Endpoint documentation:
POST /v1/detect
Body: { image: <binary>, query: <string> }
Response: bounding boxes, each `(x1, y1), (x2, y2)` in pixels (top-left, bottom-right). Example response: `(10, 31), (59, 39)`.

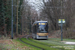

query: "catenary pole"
(16, 0), (19, 35)
(11, 0), (13, 39)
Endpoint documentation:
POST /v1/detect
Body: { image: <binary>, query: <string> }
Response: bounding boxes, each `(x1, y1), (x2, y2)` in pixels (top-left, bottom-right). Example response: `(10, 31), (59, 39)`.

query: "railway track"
(27, 35), (51, 46)
(19, 35), (44, 50)
(26, 35), (64, 50)
(19, 35), (63, 50)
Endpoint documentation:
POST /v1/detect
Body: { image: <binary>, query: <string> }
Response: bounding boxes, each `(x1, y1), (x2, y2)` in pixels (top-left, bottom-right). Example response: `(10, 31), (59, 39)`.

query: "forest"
(0, 0), (75, 39)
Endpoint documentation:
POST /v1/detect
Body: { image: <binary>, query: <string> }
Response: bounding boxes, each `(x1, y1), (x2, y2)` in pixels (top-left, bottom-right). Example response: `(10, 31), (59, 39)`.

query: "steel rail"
(26, 35), (52, 47)
(19, 35), (44, 50)
(27, 35), (64, 50)
(19, 35), (64, 50)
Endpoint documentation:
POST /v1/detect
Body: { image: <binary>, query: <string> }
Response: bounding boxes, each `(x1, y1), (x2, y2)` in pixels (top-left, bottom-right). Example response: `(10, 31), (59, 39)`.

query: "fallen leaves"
(0, 39), (31, 50)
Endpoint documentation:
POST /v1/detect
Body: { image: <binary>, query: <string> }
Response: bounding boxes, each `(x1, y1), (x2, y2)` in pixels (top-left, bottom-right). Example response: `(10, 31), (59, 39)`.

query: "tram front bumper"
(36, 35), (48, 39)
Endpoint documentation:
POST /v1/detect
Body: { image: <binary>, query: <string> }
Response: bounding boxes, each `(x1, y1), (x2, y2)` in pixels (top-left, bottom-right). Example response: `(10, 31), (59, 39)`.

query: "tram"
(32, 21), (48, 39)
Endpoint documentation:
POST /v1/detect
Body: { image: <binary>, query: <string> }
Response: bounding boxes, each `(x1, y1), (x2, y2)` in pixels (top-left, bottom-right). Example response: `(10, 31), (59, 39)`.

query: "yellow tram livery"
(32, 21), (48, 39)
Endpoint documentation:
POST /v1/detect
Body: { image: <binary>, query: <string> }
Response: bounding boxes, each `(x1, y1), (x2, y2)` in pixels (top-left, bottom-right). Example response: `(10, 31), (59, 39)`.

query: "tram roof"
(36, 21), (47, 22)
(33, 21), (47, 24)
(35, 21), (47, 23)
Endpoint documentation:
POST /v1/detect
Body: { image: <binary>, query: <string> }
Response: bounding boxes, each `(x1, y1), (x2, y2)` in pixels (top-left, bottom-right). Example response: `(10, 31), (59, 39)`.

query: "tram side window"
(35, 25), (37, 33)
(34, 26), (36, 33)
(45, 25), (48, 32)
(33, 26), (34, 33)
(33, 25), (36, 33)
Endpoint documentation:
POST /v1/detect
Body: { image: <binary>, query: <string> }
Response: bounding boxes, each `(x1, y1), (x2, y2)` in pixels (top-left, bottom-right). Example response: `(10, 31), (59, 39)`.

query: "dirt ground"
(0, 34), (31, 50)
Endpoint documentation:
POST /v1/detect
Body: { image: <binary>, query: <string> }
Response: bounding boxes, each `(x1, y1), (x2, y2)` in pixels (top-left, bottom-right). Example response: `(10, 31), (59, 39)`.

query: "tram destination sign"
(39, 23), (47, 25)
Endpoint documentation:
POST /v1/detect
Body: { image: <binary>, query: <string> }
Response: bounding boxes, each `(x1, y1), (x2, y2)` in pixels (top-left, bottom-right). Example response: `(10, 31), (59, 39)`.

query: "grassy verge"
(49, 38), (75, 42)
(21, 38), (60, 50)
(38, 38), (71, 46)
(39, 38), (75, 50)
(0, 38), (40, 50)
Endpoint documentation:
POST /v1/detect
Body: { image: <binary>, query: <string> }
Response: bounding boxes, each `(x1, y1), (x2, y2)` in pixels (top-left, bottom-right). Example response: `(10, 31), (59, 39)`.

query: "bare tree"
(41, 0), (75, 38)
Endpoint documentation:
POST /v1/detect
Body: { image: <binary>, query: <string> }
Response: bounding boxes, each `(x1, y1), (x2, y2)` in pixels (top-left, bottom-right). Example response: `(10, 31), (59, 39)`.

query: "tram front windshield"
(38, 25), (48, 33)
